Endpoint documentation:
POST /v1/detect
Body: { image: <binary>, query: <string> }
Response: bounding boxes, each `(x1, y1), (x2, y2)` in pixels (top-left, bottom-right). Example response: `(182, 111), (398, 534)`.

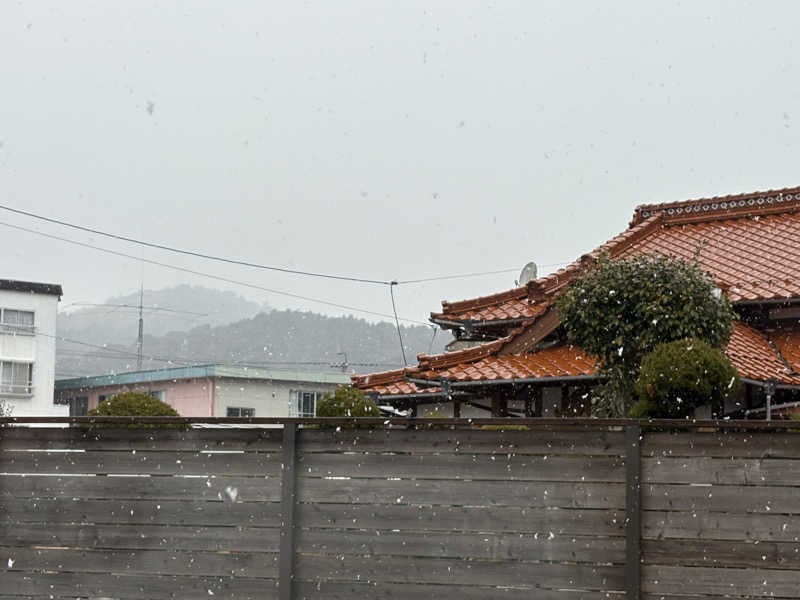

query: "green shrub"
(633, 338), (739, 418)
(316, 386), (380, 428)
(557, 254), (736, 415)
(86, 392), (185, 428)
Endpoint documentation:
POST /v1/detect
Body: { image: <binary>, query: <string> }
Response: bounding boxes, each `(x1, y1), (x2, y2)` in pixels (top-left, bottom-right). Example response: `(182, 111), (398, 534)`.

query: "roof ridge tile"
(631, 185), (800, 226)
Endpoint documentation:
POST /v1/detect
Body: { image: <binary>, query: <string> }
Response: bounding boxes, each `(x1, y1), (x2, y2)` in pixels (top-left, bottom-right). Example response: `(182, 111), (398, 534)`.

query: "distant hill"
(57, 285), (267, 346)
(55, 287), (449, 378)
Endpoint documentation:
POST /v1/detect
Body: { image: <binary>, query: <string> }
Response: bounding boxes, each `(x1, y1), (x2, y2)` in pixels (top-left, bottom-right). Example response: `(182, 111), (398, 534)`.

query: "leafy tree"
(556, 254), (736, 416)
(86, 391), (184, 428)
(316, 385), (380, 428)
(631, 338), (739, 418)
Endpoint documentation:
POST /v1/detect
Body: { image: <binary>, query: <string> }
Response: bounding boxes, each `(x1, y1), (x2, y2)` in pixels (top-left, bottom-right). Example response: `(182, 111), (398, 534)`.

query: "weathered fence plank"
(641, 564), (800, 597)
(296, 503), (625, 535)
(644, 431), (800, 458)
(643, 483), (800, 513)
(297, 452), (624, 482)
(292, 581), (615, 600)
(643, 510), (800, 542)
(0, 522), (281, 552)
(0, 426), (284, 451)
(296, 478), (626, 508)
(296, 528), (625, 562)
(643, 538), (800, 570)
(0, 449), (282, 476)
(0, 546), (279, 577)
(298, 428), (626, 456)
(0, 572), (276, 599)
(644, 456), (800, 486)
(0, 474), (282, 501)
(293, 554), (623, 588)
(1, 497), (282, 526)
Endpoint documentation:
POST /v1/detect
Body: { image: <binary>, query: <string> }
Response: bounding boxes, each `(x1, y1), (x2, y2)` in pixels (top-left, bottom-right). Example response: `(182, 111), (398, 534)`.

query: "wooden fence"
(1, 417), (799, 599)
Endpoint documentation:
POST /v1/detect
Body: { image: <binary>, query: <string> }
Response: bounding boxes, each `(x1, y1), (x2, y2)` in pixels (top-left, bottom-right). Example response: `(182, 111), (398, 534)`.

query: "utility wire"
(0, 204), (391, 285)
(0, 203), (576, 288)
(397, 268), (518, 284)
(0, 221), (430, 326)
(64, 302), (209, 316)
(35, 329), (195, 366)
(56, 348), (404, 369)
(389, 282), (408, 366)
(394, 262), (572, 285)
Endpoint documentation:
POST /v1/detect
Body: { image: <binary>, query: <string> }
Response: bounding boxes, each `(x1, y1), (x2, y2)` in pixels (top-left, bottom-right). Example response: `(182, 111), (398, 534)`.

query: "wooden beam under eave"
(498, 308), (561, 355)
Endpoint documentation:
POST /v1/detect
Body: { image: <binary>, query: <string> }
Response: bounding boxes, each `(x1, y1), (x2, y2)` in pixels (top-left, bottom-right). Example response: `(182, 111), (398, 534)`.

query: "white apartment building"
(0, 279), (65, 417)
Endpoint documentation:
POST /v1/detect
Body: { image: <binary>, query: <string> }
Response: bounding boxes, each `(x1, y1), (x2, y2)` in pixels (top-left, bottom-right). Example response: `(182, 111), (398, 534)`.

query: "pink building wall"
(79, 377), (216, 416)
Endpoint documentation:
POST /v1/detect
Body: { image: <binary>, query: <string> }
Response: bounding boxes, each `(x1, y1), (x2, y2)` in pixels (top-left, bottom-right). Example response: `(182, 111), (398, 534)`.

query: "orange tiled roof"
(419, 344), (597, 382)
(354, 321), (800, 397)
(351, 367), (440, 397)
(431, 296), (547, 324)
(616, 212), (800, 302)
(415, 322), (799, 385)
(767, 329), (800, 374)
(433, 186), (800, 325)
(724, 323), (799, 385)
(365, 380), (441, 396)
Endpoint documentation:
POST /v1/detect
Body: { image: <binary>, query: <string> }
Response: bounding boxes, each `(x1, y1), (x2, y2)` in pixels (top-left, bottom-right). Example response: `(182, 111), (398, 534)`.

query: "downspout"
(209, 376), (217, 417)
(765, 380), (776, 421)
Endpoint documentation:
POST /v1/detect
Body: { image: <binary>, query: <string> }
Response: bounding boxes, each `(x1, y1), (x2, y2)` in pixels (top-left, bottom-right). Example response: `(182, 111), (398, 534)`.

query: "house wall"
(56, 377), (216, 416)
(0, 289), (63, 417)
(215, 378), (341, 417)
(56, 376), (343, 417)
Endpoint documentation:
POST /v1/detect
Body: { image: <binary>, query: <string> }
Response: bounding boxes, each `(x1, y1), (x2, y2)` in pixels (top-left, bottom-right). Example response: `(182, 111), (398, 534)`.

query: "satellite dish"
(518, 262), (538, 286)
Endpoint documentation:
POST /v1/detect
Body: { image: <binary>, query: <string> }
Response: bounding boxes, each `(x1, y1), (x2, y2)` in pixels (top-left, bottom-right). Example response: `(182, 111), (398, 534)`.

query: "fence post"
(279, 423), (298, 600)
(625, 424), (642, 599)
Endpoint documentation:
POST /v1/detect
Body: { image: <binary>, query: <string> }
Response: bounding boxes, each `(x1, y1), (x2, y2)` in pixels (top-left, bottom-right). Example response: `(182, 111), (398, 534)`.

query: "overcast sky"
(1, 1), (798, 326)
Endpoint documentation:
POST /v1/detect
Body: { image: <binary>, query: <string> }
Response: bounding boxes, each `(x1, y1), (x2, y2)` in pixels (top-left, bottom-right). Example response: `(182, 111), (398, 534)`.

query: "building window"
(0, 309), (34, 334)
(69, 396), (89, 416)
(98, 394), (108, 405)
(0, 361), (33, 395)
(289, 390), (320, 417)
(227, 407), (255, 417)
(148, 390), (166, 403)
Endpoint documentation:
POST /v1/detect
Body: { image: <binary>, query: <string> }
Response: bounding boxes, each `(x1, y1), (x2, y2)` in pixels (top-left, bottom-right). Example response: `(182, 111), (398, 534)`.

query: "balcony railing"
(0, 384), (34, 397)
(0, 323), (35, 336)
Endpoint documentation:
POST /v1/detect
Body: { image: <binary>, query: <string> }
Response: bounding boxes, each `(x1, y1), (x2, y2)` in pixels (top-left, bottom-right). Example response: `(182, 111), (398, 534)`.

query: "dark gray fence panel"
(641, 430), (800, 599)
(294, 428), (627, 599)
(3, 422), (800, 599)
(0, 427), (282, 599)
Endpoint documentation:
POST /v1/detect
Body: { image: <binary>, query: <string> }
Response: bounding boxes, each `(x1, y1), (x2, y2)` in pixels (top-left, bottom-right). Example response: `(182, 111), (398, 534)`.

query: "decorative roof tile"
(631, 185), (800, 226)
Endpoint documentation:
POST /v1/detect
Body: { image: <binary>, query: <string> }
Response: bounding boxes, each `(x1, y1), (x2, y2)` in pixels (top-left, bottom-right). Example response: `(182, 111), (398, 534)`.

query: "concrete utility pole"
(136, 284), (144, 371)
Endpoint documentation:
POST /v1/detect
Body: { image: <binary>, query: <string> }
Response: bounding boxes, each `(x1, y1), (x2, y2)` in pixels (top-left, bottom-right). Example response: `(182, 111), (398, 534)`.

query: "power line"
(0, 220), (431, 326)
(389, 282), (407, 366)
(38, 329), (195, 366)
(56, 348), (404, 369)
(396, 268), (519, 284)
(64, 302), (209, 317)
(0, 203), (391, 285)
(394, 262), (572, 285)
(0, 203), (577, 288)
